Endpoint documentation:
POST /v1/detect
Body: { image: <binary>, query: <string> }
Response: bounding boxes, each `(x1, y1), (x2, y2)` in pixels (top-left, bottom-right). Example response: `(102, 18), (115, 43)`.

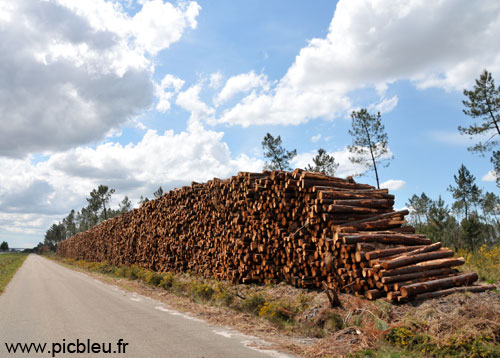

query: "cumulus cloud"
(380, 179), (406, 191)
(214, 0), (500, 127)
(176, 85), (215, 125)
(215, 71), (270, 105)
(482, 170), (497, 182)
(0, 126), (263, 245)
(156, 74), (185, 112)
(0, 0), (199, 157)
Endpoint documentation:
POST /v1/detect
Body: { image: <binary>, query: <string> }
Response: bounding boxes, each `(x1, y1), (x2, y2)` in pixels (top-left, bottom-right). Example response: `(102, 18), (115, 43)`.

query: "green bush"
(240, 293), (267, 315)
(190, 282), (215, 302)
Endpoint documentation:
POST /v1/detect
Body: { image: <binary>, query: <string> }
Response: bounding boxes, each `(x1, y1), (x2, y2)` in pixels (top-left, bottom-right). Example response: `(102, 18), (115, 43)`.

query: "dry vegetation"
(49, 254), (500, 358)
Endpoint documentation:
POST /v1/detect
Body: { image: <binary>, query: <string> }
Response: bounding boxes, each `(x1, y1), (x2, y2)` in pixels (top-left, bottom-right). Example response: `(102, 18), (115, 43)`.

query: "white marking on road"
(130, 298), (142, 302)
(93, 279), (103, 284)
(241, 340), (294, 358)
(154, 306), (204, 322)
(213, 330), (233, 338)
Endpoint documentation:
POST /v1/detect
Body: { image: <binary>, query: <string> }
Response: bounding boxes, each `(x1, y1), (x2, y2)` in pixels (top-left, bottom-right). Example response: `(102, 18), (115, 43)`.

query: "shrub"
(190, 282), (215, 302)
(240, 293), (267, 315)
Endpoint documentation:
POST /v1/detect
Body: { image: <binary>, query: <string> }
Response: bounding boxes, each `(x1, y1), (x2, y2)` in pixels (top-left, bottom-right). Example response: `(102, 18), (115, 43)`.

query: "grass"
(48, 254), (500, 358)
(0, 253), (28, 294)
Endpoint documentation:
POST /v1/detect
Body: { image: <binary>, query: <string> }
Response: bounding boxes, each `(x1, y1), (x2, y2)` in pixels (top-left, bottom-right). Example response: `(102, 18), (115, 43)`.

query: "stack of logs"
(57, 169), (495, 302)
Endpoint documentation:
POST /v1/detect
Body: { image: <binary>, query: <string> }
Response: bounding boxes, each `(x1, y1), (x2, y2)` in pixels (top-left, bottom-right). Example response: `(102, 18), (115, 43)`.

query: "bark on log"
(400, 272), (478, 298)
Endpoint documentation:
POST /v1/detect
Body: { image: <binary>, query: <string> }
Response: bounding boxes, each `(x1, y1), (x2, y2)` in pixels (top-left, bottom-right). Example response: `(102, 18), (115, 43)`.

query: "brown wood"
(412, 284), (497, 300)
(400, 272), (478, 298)
(55, 170), (483, 303)
(380, 249), (454, 270)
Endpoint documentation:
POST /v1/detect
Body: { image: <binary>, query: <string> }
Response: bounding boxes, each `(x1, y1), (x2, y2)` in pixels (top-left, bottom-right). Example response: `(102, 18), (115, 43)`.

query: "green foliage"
(384, 326), (500, 358)
(154, 187), (164, 198)
(348, 109), (392, 189)
(460, 70), (500, 187)
(459, 244), (500, 283)
(460, 70), (500, 153)
(87, 185), (115, 221)
(0, 253), (28, 294)
(240, 293), (267, 315)
(0, 241), (8, 251)
(261, 133), (297, 171)
(190, 282), (216, 302)
(448, 164), (482, 221)
(118, 196), (132, 214)
(44, 223), (67, 250)
(306, 148), (339, 176)
(407, 193), (432, 227)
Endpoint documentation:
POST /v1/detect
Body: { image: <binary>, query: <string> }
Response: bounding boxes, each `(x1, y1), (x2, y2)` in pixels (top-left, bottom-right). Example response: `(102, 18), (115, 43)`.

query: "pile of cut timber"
(57, 170), (495, 302)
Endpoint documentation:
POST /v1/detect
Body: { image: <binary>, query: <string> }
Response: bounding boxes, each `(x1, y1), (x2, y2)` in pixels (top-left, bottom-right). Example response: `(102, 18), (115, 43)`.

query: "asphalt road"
(0, 255), (294, 358)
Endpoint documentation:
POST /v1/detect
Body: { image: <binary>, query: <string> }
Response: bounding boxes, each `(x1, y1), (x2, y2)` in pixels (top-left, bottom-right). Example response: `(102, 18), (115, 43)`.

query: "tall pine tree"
(348, 109), (392, 189)
(460, 70), (500, 185)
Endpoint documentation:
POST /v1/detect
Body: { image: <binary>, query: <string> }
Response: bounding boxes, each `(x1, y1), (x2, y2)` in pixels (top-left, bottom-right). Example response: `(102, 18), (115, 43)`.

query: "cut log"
(379, 257), (466, 277)
(365, 246), (425, 260)
(399, 272), (478, 298)
(412, 284), (497, 300)
(380, 268), (458, 284)
(380, 249), (454, 270)
(342, 234), (431, 246)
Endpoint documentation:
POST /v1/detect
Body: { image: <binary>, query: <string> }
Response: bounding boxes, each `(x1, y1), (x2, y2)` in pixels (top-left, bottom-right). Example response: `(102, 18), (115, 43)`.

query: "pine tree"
(406, 192), (432, 226)
(348, 109), (392, 189)
(154, 186), (164, 198)
(460, 70), (500, 185)
(261, 133), (297, 171)
(119, 196), (132, 213)
(306, 149), (339, 176)
(87, 185), (115, 221)
(447, 164), (482, 221)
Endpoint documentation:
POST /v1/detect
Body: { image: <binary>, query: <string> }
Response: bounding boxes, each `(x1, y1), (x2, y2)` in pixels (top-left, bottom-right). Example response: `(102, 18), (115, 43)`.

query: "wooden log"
(342, 234), (431, 246)
(411, 284), (497, 300)
(378, 257), (466, 277)
(365, 245), (425, 260)
(380, 249), (454, 270)
(399, 272), (478, 298)
(339, 209), (408, 227)
(380, 268), (457, 284)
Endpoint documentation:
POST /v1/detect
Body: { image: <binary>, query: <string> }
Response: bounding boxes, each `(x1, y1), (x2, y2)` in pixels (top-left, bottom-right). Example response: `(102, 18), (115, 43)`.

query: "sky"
(1, 0), (500, 248)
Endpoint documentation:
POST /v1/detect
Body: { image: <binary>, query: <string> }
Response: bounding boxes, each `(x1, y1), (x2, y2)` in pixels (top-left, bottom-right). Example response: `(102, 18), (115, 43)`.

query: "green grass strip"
(0, 253), (28, 294)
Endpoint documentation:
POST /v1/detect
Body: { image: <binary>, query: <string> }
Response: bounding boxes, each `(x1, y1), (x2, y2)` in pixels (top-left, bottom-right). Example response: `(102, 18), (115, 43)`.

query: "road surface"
(0, 255), (294, 358)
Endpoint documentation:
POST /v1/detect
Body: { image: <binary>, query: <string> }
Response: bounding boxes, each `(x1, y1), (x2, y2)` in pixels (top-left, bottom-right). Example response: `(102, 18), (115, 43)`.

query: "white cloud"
(380, 179), (406, 191)
(176, 85), (215, 125)
(215, 71), (270, 105)
(0, 125), (263, 246)
(214, 0), (500, 127)
(156, 74), (185, 112)
(368, 96), (399, 114)
(209, 72), (224, 89)
(132, 0), (200, 55)
(0, 0), (199, 157)
(482, 170), (497, 182)
(311, 134), (322, 143)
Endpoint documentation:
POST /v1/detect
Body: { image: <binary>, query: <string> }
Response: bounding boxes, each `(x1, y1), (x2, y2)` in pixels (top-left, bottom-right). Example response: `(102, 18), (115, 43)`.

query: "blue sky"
(0, 0), (499, 248)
